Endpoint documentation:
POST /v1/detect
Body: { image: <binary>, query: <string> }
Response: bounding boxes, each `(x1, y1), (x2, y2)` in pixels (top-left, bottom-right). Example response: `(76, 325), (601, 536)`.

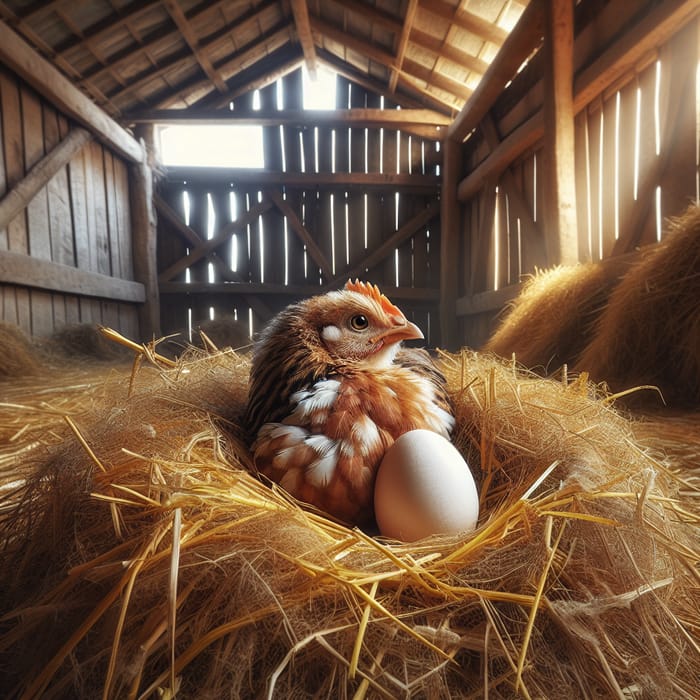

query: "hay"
(0, 321), (40, 378)
(0, 336), (698, 699)
(576, 205), (700, 407)
(483, 264), (617, 373)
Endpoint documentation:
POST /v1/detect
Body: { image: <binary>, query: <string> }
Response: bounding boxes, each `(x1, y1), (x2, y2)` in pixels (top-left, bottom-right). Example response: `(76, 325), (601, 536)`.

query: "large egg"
(374, 429), (479, 542)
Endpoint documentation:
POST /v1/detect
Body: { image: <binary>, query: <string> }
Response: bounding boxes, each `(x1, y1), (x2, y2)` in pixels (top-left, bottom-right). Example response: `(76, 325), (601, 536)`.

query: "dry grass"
(0, 330), (698, 699)
(483, 263), (617, 373)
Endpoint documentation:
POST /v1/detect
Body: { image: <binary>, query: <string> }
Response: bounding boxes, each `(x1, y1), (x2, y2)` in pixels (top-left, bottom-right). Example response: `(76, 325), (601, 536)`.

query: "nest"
(0, 332), (698, 699)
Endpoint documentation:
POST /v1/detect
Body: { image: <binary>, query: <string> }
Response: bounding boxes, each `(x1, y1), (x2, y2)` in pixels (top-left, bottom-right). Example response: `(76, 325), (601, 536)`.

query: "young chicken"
(245, 280), (455, 527)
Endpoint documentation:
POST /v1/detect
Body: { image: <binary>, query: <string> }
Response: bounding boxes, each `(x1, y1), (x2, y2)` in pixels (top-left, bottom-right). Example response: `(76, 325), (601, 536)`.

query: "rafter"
(290, 0), (317, 78)
(389, 0), (418, 93)
(162, 0), (228, 93)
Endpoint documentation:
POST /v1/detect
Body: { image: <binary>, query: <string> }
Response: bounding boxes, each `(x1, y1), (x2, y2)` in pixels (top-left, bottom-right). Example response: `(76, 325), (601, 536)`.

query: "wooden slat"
(418, 0), (509, 45)
(0, 127), (91, 232)
(0, 249), (145, 302)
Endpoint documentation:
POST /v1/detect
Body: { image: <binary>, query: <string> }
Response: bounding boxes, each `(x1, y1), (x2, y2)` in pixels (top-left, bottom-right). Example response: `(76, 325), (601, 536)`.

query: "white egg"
(374, 429), (479, 542)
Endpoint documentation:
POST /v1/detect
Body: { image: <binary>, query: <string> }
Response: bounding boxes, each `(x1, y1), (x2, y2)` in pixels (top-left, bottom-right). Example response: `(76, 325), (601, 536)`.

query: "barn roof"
(0, 0), (529, 124)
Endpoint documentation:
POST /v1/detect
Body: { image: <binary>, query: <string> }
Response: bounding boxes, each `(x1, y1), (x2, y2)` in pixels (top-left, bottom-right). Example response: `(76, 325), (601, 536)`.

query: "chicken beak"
(371, 319), (424, 346)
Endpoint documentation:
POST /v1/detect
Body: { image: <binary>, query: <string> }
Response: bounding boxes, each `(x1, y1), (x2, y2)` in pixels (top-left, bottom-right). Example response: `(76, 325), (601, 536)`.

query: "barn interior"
(0, 0), (699, 697)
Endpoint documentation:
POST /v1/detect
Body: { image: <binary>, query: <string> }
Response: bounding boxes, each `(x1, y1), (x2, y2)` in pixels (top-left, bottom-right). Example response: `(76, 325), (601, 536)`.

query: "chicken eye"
(349, 314), (369, 331)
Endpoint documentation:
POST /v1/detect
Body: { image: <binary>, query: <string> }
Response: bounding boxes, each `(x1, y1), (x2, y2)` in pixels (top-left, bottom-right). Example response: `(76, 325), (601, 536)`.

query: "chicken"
(245, 280), (455, 526)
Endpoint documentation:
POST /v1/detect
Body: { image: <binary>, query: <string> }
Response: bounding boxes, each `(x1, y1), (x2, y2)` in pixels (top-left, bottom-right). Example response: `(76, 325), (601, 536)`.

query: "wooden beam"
(439, 139), (461, 350)
(389, 0), (419, 93)
(164, 167), (440, 192)
(0, 20), (142, 162)
(158, 197), (274, 282)
(290, 0), (318, 78)
(337, 0), (403, 35)
(447, 0), (545, 143)
(161, 280), (440, 302)
(0, 127), (91, 232)
(154, 195), (203, 247)
(541, 0), (578, 266)
(132, 108), (450, 139)
(129, 127), (161, 338)
(268, 190), (333, 279)
(162, 0), (228, 93)
(335, 201), (440, 284)
(402, 57), (474, 102)
(0, 249), (145, 302)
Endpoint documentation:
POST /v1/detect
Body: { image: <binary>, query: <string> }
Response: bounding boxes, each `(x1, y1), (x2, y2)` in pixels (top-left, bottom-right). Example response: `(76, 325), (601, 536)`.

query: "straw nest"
(0, 331), (698, 699)
(483, 264), (617, 373)
(576, 205), (700, 407)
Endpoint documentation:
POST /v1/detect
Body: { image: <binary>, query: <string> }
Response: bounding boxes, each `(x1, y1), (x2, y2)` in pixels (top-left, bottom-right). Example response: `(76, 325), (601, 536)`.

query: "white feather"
(304, 435), (339, 487)
(287, 379), (340, 423)
(351, 415), (382, 456)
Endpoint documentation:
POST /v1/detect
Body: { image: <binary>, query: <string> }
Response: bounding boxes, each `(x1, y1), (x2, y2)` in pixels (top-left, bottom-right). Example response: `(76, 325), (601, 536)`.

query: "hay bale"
(483, 263), (619, 372)
(576, 205), (700, 407)
(40, 323), (134, 364)
(0, 321), (40, 378)
(0, 344), (698, 698)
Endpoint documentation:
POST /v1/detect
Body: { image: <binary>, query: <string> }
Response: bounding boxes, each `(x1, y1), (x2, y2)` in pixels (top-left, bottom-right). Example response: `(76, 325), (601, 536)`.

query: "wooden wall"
(453, 3), (700, 349)
(0, 64), (141, 340)
(156, 69), (443, 345)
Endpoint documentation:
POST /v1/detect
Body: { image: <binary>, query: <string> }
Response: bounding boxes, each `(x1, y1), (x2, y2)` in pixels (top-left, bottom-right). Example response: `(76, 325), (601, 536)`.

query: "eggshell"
(374, 429), (479, 542)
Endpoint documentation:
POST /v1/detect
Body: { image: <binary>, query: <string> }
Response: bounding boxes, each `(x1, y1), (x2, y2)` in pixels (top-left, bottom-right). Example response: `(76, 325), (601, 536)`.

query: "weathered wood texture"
(455, 1), (700, 349)
(0, 65), (140, 339)
(157, 70), (443, 345)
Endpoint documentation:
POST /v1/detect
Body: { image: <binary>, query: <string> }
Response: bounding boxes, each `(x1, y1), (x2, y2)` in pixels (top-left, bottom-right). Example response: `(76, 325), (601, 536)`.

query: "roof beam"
(448, 0), (545, 142)
(389, 0), (418, 92)
(162, 0), (228, 93)
(290, 0), (318, 78)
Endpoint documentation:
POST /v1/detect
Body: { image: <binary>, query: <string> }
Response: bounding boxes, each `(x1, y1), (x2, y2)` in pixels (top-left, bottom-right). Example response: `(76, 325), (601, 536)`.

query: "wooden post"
(542, 0), (579, 265)
(440, 138), (462, 350)
(130, 125), (161, 340)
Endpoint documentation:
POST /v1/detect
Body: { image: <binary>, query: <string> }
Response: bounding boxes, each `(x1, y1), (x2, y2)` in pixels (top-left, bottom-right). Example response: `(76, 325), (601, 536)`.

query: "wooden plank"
(104, 150), (122, 278)
(21, 87), (52, 263)
(165, 166), (440, 192)
(43, 106), (75, 267)
(0, 20), (141, 162)
(0, 249), (145, 301)
(0, 126), (91, 233)
(114, 157), (134, 280)
(541, 0), (578, 266)
(68, 145), (92, 270)
(456, 283), (522, 317)
(88, 141), (111, 275)
(448, 0), (545, 143)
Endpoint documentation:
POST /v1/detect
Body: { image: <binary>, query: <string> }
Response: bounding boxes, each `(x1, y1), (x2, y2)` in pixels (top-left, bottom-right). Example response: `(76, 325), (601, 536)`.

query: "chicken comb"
(345, 279), (404, 318)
